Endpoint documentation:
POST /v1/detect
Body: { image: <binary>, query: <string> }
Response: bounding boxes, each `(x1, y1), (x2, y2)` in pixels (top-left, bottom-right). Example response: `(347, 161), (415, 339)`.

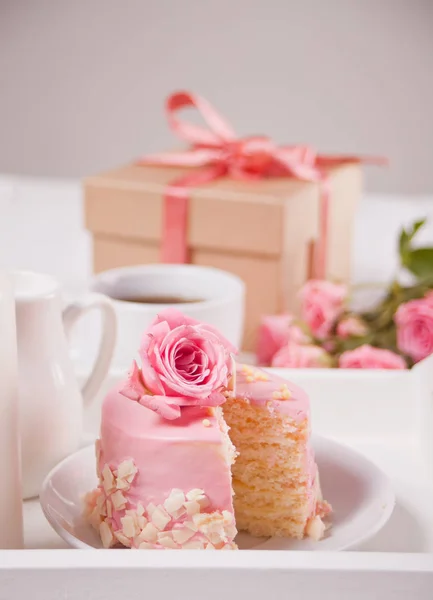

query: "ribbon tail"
(314, 177), (330, 280)
(316, 154), (388, 167)
(137, 148), (223, 168)
(161, 164), (227, 264)
(166, 91), (237, 146)
(162, 185), (189, 264)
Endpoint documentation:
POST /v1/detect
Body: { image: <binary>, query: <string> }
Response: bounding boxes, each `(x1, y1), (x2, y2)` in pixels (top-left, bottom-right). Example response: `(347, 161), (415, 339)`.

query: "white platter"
(2, 357), (433, 600)
(40, 435), (395, 552)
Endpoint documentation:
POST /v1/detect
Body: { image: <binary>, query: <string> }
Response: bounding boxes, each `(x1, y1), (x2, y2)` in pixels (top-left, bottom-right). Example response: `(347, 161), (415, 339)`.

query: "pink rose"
(120, 308), (236, 420)
(339, 345), (406, 369)
(257, 314), (310, 365)
(300, 280), (347, 340)
(395, 292), (433, 362)
(271, 344), (332, 369)
(336, 316), (368, 339)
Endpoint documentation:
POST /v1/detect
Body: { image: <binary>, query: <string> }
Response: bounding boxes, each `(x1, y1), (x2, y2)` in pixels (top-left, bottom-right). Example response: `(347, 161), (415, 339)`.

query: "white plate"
(40, 435), (395, 551)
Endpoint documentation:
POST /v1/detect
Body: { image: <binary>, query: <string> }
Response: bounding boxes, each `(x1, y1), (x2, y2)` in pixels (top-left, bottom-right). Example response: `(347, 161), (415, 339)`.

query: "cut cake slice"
(223, 364), (331, 540)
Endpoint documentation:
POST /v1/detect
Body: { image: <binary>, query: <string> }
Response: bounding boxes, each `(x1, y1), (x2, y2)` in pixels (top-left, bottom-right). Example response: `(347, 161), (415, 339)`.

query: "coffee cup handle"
(63, 293), (117, 406)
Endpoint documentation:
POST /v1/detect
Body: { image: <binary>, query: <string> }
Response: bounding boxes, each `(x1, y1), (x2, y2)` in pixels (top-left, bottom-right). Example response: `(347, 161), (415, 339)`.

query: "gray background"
(1, 0), (432, 193)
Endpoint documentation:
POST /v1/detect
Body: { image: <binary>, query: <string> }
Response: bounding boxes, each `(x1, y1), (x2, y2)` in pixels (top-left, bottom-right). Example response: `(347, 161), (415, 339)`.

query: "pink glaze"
(100, 386), (234, 519)
(236, 365), (310, 422)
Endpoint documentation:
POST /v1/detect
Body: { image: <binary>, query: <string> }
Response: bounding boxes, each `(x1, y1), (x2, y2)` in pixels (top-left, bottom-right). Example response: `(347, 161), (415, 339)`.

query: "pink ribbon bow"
(137, 91), (386, 277)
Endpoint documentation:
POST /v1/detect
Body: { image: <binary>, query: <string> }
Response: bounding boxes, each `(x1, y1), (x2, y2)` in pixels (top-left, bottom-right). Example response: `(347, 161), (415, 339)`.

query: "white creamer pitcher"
(12, 271), (117, 499)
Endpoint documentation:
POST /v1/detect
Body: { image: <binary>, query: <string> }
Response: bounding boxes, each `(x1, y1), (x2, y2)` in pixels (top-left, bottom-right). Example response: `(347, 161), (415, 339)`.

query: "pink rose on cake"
(257, 314), (310, 365)
(120, 308), (236, 420)
(300, 280), (347, 340)
(394, 292), (433, 362)
(339, 345), (407, 370)
(271, 343), (332, 369)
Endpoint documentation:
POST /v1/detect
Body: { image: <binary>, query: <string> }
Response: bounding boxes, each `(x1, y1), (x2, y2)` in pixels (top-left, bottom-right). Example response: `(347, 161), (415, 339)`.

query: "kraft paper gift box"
(84, 160), (362, 350)
(85, 90), (383, 349)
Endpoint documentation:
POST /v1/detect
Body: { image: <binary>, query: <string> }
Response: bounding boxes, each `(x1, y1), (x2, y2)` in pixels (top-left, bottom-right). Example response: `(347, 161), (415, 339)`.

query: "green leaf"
(335, 333), (375, 353)
(373, 327), (398, 352)
(399, 228), (409, 257)
(411, 219), (426, 236)
(404, 248), (433, 278)
(399, 219), (426, 264)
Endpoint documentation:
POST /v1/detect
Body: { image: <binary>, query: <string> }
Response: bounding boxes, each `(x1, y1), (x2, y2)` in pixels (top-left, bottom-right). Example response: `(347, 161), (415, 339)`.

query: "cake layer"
(235, 364), (310, 421)
(223, 364), (328, 540)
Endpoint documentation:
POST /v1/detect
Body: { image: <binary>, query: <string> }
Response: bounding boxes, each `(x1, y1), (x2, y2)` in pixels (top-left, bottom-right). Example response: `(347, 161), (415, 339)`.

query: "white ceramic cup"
(90, 264), (245, 372)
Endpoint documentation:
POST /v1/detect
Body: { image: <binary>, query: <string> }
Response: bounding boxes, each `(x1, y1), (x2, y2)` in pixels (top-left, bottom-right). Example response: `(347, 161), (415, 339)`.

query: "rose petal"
(138, 395), (181, 420)
(199, 324), (237, 355)
(205, 390), (226, 406)
(339, 345), (406, 369)
(139, 336), (165, 396)
(157, 327), (215, 394)
(271, 344), (331, 368)
(151, 308), (199, 330)
(145, 319), (172, 344)
(152, 309), (237, 354)
(395, 297), (433, 362)
(300, 280), (347, 340)
(119, 360), (146, 401)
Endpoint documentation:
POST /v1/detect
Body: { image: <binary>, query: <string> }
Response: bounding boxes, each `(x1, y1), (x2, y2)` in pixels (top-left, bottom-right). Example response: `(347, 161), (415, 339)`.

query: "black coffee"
(116, 295), (204, 304)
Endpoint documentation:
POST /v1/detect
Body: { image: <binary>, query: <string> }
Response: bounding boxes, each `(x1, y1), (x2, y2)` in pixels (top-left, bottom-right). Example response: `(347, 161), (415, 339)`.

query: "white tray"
(1, 357), (433, 600)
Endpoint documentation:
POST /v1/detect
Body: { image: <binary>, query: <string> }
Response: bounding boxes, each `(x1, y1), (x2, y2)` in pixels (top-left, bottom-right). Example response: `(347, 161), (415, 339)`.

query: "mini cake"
(85, 309), (330, 549)
(223, 364), (331, 540)
(85, 309), (238, 549)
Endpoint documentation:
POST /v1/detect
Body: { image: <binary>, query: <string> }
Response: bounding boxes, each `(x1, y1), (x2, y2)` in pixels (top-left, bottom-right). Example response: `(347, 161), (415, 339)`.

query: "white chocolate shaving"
(151, 506), (171, 531)
(139, 522), (159, 543)
(172, 527), (196, 545)
(89, 507), (102, 529)
(184, 500), (200, 515)
(137, 515), (146, 529)
(114, 530), (132, 547)
(306, 516), (326, 541)
(121, 515), (139, 539)
(163, 489), (186, 515)
(100, 520), (114, 548)
(102, 464), (115, 495)
(158, 536), (178, 549)
(116, 478), (130, 491)
(183, 539), (204, 549)
(117, 459), (138, 483)
(96, 493), (106, 517)
(111, 490), (127, 511)
(186, 489), (205, 501)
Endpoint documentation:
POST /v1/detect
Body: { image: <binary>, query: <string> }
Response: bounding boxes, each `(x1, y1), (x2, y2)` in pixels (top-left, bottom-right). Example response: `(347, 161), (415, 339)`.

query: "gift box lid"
(84, 162), (357, 258)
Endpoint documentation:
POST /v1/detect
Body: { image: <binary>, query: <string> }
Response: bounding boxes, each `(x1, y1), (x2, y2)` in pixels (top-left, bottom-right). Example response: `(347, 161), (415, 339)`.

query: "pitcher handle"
(63, 293), (117, 406)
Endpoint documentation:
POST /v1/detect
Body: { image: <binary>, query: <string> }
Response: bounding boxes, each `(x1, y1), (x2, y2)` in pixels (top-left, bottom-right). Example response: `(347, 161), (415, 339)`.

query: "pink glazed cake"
(85, 309), (330, 549)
